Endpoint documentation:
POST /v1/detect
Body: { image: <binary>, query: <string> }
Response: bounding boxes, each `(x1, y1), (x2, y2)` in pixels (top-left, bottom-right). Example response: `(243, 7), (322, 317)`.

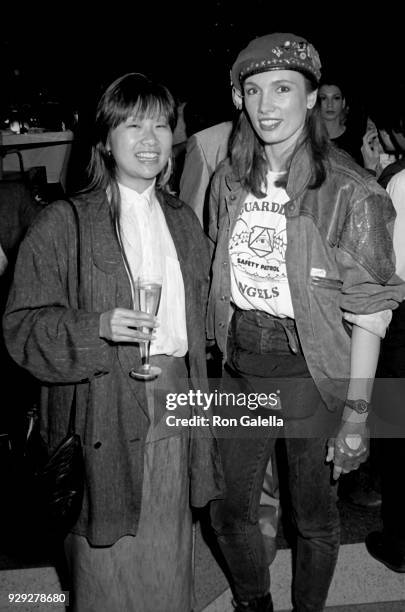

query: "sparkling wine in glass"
(130, 275), (162, 381)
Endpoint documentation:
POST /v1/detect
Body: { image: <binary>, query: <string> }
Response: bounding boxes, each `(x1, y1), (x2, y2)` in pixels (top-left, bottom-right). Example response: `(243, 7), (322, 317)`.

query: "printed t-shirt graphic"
(230, 171), (294, 318)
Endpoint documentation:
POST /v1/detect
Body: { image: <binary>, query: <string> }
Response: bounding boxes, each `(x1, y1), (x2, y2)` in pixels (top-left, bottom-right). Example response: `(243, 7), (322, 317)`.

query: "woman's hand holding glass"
(99, 274), (162, 381)
(99, 308), (158, 343)
(130, 275), (162, 380)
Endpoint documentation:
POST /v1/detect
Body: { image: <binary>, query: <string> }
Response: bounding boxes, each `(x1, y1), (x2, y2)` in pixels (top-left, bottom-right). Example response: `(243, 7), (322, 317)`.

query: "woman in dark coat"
(3, 73), (223, 612)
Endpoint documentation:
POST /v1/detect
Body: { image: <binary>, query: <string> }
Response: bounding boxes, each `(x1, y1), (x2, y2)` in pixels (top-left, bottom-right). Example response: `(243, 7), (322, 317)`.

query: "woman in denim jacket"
(207, 33), (404, 612)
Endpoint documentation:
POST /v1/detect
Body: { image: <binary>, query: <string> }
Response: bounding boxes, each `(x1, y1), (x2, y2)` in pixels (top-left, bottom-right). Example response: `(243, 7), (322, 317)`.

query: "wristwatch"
(345, 399), (370, 414)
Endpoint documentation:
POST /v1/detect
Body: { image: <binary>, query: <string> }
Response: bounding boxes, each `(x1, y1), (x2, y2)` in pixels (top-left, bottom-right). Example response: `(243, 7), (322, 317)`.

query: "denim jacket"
(207, 145), (405, 410)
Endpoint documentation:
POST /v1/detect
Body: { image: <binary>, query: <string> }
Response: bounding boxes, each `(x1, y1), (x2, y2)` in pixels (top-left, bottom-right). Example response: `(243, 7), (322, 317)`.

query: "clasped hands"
(99, 308), (159, 343)
(326, 420), (370, 480)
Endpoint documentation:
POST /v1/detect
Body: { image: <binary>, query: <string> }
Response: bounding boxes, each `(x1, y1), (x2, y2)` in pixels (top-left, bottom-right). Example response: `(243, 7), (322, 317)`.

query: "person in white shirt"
(364, 106), (405, 573)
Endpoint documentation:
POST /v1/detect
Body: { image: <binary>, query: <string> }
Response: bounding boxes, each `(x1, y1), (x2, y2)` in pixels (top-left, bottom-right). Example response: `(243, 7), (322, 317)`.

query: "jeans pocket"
(233, 311), (292, 355)
(233, 311), (261, 353)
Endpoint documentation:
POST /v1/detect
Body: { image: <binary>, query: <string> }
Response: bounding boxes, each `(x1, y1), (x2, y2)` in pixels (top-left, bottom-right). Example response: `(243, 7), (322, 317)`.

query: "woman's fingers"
(111, 330), (154, 342)
(111, 308), (159, 328)
(326, 436), (364, 480)
(99, 308), (159, 342)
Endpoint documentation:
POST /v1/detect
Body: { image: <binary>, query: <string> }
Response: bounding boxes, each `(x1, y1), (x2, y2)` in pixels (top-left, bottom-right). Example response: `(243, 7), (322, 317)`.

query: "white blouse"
(118, 182), (188, 357)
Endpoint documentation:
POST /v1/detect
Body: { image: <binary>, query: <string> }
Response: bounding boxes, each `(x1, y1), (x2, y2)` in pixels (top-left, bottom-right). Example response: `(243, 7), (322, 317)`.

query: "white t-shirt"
(386, 168), (405, 280)
(230, 171), (294, 318)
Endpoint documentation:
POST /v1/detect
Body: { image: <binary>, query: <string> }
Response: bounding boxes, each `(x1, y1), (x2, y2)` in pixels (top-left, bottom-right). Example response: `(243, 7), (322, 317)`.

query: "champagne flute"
(130, 275), (162, 381)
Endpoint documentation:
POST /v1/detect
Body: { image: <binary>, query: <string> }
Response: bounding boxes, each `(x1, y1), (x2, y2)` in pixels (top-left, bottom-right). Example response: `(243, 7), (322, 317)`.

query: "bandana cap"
(231, 32), (322, 92)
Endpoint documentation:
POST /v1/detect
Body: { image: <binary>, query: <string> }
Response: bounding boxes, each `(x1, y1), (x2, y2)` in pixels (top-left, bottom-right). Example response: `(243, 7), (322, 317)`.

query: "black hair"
(317, 75), (348, 99)
(84, 73), (177, 301)
(369, 95), (405, 135)
(368, 89), (405, 156)
(87, 72), (177, 196)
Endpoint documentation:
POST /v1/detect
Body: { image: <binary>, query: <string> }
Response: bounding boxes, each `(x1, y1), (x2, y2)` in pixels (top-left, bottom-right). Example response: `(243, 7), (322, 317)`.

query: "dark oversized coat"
(3, 188), (224, 545)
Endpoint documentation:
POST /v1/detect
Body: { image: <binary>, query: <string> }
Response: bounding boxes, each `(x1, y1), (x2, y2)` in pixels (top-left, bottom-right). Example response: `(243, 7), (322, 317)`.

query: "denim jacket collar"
(223, 142), (313, 204)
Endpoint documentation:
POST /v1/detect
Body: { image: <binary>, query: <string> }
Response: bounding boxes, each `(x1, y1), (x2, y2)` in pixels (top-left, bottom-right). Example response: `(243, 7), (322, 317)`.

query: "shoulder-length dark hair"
(230, 75), (330, 197)
(84, 73), (177, 301)
(86, 72), (177, 223)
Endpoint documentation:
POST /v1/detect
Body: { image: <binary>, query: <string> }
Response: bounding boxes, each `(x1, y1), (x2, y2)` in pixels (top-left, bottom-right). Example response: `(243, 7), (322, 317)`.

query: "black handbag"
(25, 391), (84, 537)
(23, 199), (85, 538)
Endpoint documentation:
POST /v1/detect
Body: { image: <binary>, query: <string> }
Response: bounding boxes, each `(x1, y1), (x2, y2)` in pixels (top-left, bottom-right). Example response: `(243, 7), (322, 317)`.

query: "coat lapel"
(80, 191), (149, 420)
(159, 194), (199, 365)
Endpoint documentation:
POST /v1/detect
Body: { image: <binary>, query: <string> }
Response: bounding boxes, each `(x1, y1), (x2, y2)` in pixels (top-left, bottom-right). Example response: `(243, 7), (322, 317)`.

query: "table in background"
(0, 130), (74, 191)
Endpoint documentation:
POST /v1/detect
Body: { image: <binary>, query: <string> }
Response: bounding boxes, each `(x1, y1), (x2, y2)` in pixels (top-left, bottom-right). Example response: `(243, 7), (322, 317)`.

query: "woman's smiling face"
(243, 70), (317, 157)
(107, 107), (172, 193)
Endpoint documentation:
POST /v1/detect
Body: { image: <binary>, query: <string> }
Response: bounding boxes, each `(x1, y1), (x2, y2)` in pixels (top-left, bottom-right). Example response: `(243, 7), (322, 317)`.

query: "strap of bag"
(66, 199), (81, 304)
(65, 199), (81, 437)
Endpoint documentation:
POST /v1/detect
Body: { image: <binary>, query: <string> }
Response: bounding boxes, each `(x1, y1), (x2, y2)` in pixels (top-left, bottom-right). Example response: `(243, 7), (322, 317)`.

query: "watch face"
(356, 400), (368, 413)
(349, 399), (369, 413)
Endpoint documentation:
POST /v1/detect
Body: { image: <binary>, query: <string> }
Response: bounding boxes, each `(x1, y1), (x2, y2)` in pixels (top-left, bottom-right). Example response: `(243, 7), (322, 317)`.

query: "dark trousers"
(210, 310), (341, 611)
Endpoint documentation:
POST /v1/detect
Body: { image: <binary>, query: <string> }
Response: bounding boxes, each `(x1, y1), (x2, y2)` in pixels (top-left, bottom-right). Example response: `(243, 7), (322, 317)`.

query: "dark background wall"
(2, 2), (404, 117)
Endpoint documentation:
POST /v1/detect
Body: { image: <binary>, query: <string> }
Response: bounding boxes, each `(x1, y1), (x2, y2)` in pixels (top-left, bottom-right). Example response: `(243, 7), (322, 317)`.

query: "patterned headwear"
(231, 32), (322, 92)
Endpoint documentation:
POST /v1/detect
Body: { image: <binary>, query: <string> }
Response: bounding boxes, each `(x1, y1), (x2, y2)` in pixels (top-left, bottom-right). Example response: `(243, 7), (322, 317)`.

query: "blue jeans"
(210, 309), (341, 611)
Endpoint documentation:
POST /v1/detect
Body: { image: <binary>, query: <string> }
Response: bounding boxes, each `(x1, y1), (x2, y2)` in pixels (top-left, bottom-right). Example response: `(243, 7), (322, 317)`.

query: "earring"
(166, 156), (173, 177)
(232, 86), (243, 110)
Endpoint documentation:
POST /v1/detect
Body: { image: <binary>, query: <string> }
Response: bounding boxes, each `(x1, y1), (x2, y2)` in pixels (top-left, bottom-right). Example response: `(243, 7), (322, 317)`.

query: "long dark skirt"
(64, 355), (193, 612)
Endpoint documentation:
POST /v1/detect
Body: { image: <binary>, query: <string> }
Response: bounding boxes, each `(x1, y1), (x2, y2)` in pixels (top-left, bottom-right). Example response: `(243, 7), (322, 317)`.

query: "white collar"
(118, 180), (156, 207)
